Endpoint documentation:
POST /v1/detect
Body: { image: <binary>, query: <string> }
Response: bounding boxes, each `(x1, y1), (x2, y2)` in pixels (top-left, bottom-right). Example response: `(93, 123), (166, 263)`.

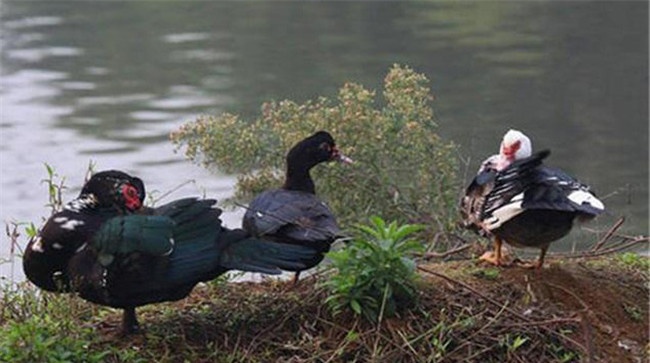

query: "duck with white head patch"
(460, 129), (605, 268)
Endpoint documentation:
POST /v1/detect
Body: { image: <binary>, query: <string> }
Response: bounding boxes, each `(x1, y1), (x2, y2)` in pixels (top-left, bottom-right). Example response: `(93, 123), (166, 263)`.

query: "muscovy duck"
(242, 131), (352, 284)
(460, 129), (605, 268)
(23, 170), (319, 334)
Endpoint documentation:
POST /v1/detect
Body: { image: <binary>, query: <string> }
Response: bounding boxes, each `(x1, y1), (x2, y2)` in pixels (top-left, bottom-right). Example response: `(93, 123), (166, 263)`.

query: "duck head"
(286, 131), (352, 168)
(78, 170), (145, 212)
(496, 129), (532, 170)
(284, 131), (352, 193)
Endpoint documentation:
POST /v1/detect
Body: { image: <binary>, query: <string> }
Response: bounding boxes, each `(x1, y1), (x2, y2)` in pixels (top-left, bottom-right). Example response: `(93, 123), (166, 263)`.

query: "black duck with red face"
(23, 170), (318, 334)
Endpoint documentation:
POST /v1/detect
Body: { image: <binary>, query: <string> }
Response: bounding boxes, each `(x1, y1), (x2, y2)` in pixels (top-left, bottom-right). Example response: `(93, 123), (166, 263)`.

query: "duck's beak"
(332, 147), (354, 164)
(337, 153), (354, 164)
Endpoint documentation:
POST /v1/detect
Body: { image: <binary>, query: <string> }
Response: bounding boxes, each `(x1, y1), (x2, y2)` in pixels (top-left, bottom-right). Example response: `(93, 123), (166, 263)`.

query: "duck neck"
(283, 163), (316, 194)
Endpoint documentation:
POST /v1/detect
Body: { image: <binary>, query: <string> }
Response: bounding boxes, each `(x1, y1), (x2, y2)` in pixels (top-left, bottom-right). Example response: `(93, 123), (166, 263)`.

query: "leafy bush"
(323, 216), (424, 322)
(171, 64), (460, 240)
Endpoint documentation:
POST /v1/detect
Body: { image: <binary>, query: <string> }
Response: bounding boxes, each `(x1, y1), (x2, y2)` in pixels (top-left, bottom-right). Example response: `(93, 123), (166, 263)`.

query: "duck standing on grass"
(23, 170), (320, 334)
(460, 129), (605, 268)
(243, 131), (352, 284)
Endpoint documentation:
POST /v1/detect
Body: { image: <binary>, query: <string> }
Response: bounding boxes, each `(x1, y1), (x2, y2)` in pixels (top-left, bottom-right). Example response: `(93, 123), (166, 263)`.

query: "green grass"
(1, 255), (648, 363)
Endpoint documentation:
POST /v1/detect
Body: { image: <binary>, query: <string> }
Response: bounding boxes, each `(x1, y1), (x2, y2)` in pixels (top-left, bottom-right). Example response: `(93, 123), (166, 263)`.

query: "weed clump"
(324, 216), (424, 322)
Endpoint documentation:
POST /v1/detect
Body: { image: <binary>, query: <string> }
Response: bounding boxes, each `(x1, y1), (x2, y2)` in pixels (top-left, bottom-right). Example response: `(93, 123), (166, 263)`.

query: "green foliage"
(42, 163), (67, 214)
(501, 333), (529, 354)
(471, 266), (500, 280)
(0, 315), (106, 363)
(623, 303), (643, 322)
(323, 216), (424, 323)
(616, 252), (650, 271)
(171, 64), (460, 238)
(0, 284), (134, 363)
(548, 342), (579, 363)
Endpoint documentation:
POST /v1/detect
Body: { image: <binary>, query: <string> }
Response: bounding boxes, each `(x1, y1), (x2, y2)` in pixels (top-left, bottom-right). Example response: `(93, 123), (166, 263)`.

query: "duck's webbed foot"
(478, 237), (513, 267)
(479, 250), (503, 266)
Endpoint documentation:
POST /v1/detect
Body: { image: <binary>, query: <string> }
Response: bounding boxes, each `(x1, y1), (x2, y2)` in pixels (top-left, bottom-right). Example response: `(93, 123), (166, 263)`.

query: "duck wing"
(243, 189), (341, 244)
(70, 198), (315, 308)
(477, 150), (550, 231)
(522, 167), (605, 216)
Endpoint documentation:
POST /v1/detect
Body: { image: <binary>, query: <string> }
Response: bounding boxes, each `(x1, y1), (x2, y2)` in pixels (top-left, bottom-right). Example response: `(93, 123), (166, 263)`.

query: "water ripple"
(162, 32), (211, 43)
(7, 47), (84, 63)
(3, 16), (62, 29)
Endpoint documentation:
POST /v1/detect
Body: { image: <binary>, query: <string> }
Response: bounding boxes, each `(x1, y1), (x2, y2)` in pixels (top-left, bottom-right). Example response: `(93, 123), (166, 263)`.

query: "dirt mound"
(419, 258), (648, 362)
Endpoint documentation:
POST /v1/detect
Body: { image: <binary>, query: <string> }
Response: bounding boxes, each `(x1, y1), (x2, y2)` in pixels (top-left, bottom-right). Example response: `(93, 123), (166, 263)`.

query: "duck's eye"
(125, 185), (138, 197)
(320, 142), (331, 151)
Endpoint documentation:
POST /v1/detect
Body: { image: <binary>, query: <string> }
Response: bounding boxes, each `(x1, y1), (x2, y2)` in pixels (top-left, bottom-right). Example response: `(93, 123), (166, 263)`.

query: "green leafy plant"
(472, 266), (500, 280)
(41, 163), (67, 214)
(623, 303), (643, 322)
(171, 64), (460, 242)
(0, 283), (147, 363)
(616, 252), (650, 271)
(501, 333), (529, 354)
(548, 341), (579, 363)
(323, 216), (424, 323)
(0, 314), (106, 363)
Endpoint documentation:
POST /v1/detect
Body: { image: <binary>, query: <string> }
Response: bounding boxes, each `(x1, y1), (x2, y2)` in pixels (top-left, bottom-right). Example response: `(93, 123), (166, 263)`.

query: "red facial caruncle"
(500, 140), (521, 160)
(121, 184), (142, 211)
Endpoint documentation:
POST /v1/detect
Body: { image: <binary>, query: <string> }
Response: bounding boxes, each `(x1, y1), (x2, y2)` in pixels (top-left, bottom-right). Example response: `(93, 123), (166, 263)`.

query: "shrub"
(323, 216), (424, 323)
(170, 64), (460, 241)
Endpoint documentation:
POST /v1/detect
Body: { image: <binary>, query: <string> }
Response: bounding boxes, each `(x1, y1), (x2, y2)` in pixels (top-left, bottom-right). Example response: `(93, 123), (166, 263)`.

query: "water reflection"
(1, 1), (647, 280)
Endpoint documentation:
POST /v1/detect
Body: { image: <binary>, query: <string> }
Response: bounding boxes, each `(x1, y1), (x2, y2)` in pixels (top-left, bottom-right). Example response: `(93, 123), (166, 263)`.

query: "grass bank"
(2, 255), (647, 363)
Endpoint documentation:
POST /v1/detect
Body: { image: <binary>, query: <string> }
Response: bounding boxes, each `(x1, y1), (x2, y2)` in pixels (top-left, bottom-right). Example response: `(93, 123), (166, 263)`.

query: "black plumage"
(243, 131), (349, 283)
(23, 170), (318, 333)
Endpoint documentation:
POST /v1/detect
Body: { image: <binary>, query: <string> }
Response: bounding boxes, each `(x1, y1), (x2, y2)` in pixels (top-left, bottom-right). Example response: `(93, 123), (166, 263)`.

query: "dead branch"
(551, 236), (648, 260)
(591, 217), (626, 251)
(418, 243), (473, 260)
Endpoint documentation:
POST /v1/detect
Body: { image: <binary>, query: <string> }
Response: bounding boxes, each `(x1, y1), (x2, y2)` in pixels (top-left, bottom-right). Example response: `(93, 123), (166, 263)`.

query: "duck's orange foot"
(478, 251), (514, 267)
(479, 251), (500, 266)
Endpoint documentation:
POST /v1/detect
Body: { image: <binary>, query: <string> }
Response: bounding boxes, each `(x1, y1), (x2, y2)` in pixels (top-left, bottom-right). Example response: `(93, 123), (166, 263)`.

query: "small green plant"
(41, 163), (67, 214)
(616, 252), (650, 271)
(429, 319), (454, 359)
(0, 283), (146, 363)
(501, 333), (529, 354)
(472, 266), (500, 280)
(623, 303), (643, 322)
(0, 314), (106, 363)
(39, 161), (96, 215)
(171, 64), (460, 242)
(323, 216), (424, 323)
(548, 342), (579, 363)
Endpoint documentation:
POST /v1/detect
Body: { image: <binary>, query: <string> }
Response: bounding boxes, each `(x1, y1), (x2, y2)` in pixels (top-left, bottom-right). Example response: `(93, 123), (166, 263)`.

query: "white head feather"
(500, 129), (532, 160)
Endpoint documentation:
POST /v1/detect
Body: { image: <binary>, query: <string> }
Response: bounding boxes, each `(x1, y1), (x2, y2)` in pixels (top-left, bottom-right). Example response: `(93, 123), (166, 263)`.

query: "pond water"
(1, 1), (647, 281)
